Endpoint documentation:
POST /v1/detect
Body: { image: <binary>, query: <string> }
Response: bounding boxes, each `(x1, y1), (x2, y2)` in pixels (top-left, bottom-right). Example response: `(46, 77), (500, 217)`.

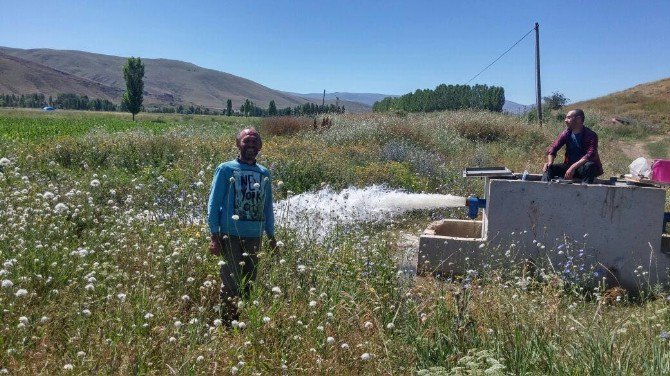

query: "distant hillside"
(286, 92), (394, 107)
(0, 53), (121, 101)
(503, 100), (532, 114)
(0, 47), (369, 113)
(569, 77), (670, 127)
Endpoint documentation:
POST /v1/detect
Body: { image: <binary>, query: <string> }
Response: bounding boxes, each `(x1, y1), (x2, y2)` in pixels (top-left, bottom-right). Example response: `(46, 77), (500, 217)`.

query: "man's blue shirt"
(207, 159), (275, 238)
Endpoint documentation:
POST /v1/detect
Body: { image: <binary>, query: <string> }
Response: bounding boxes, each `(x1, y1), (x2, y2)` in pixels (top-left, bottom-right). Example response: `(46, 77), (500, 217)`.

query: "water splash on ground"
(274, 185), (465, 241)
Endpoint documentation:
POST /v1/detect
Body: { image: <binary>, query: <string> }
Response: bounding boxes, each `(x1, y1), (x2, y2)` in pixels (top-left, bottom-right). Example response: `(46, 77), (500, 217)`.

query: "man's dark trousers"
(541, 161), (598, 183)
(218, 235), (261, 322)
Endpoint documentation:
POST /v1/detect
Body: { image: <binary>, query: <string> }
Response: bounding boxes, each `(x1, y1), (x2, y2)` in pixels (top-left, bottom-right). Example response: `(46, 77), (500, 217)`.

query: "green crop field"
(1, 108), (669, 374)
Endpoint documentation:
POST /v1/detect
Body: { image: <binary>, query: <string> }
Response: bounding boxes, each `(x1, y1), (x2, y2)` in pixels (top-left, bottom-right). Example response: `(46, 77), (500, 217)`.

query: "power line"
(465, 27), (535, 85)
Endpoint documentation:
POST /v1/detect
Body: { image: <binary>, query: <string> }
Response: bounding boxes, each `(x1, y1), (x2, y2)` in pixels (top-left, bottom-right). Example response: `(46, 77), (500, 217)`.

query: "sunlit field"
(1, 108), (669, 374)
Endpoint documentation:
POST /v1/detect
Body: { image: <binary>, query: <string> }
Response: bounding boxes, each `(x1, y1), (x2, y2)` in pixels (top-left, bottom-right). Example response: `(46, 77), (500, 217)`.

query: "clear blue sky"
(1, 0), (669, 104)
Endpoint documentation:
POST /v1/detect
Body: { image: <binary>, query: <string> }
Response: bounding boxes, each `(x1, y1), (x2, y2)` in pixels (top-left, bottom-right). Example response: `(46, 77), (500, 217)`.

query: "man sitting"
(542, 109), (603, 183)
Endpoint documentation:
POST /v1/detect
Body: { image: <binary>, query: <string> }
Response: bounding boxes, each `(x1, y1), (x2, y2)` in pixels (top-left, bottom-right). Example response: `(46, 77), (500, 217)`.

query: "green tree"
(268, 100), (277, 116)
(226, 99), (233, 116)
(543, 91), (569, 110)
(122, 57), (145, 121)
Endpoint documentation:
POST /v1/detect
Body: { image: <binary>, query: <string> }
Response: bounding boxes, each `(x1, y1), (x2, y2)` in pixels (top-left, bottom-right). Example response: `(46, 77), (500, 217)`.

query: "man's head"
(565, 109), (585, 130)
(236, 128), (262, 163)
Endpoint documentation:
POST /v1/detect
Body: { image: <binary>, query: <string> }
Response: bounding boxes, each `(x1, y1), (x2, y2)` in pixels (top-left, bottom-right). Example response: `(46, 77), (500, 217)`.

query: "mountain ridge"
(0, 46), (370, 112)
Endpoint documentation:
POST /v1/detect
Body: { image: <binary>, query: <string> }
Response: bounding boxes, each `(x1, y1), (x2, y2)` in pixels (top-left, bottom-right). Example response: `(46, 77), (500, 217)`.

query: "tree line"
(238, 99), (345, 117)
(373, 84), (505, 113)
(0, 92), (345, 117)
(0, 93), (117, 111)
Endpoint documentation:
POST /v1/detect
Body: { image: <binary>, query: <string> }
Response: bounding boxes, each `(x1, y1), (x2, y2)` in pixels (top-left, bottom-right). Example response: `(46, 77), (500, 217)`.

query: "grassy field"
(1, 108), (669, 374)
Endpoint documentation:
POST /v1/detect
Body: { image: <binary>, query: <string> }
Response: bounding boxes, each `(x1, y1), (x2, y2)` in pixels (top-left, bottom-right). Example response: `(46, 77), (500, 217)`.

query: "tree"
(543, 91), (569, 110)
(226, 99), (233, 116)
(122, 57), (145, 121)
(268, 100), (277, 116)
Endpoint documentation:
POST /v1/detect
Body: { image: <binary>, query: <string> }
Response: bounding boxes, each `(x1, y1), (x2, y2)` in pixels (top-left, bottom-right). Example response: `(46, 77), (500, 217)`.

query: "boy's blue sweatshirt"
(207, 159), (274, 238)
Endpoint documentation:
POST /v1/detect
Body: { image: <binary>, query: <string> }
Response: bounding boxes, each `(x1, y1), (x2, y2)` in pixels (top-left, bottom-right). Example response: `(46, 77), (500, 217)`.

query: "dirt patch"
(613, 134), (668, 160)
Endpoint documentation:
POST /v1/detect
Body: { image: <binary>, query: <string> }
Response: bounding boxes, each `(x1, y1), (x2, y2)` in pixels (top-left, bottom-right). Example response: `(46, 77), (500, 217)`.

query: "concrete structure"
(419, 179), (670, 291)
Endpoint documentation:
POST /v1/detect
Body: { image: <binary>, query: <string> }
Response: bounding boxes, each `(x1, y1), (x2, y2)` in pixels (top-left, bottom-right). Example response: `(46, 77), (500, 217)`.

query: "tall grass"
(1, 109), (669, 374)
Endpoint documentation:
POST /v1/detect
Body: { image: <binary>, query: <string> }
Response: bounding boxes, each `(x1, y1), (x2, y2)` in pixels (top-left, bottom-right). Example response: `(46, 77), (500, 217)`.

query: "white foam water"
(274, 185), (465, 241)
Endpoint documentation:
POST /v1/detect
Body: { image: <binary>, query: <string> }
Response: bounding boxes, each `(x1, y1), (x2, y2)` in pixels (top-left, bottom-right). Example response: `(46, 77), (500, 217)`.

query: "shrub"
(261, 116), (312, 136)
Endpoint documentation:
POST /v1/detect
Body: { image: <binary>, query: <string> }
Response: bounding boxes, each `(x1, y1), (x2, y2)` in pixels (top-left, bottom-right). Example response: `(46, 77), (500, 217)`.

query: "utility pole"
(535, 22), (542, 125)
(322, 89), (326, 107)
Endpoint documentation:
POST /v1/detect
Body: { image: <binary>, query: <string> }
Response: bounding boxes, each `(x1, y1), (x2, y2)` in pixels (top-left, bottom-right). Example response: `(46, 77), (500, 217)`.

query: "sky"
(1, 1), (669, 104)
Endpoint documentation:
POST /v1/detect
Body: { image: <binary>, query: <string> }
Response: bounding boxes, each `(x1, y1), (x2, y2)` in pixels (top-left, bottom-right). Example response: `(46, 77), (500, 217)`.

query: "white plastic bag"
(629, 157), (651, 178)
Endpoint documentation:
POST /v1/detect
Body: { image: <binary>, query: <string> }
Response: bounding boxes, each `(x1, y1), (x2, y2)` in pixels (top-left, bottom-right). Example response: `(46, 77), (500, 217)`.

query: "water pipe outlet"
(466, 195), (486, 219)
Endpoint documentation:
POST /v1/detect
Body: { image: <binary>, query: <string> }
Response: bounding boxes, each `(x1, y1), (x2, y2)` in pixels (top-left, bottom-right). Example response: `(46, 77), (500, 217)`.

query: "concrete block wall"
(419, 180), (670, 291)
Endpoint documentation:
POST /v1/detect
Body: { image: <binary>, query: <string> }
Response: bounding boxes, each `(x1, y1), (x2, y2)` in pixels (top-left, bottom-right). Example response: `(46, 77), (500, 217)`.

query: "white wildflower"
(54, 203), (69, 214)
(361, 353), (371, 361)
(1, 279), (12, 288)
(326, 336), (335, 345)
(15, 289), (28, 297)
(90, 179), (100, 188)
(63, 364), (74, 371)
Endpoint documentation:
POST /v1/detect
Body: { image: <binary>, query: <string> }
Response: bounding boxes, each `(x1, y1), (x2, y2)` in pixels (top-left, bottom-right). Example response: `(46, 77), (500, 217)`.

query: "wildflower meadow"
(1, 108), (669, 374)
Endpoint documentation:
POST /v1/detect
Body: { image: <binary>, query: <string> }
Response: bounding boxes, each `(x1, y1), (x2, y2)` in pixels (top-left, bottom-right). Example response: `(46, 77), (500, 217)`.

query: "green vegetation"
(122, 57), (145, 121)
(543, 91), (569, 110)
(0, 109), (668, 374)
(569, 78), (670, 129)
(373, 84), (505, 113)
(0, 93), (117, 111)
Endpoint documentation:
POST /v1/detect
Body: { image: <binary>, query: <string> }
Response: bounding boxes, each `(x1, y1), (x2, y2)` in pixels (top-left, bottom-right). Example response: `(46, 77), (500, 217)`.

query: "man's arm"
(543, 130), (567, 171)
(263, 173), (277, 249)
(543, 154), (555, 172)
(566, 131), (599, 179)
(207, 165), (227, 255)
(564, 157), (588, 179)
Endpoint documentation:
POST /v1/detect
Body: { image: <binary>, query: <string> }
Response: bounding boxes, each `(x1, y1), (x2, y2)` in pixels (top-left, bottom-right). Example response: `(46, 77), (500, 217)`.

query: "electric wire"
(465, 27), (534, 85)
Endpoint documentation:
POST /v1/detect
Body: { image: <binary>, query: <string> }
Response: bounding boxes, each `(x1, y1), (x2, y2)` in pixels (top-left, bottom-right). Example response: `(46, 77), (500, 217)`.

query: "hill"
(286, 91), (393, 107)
(0, 53), (121, 101)
(0, 47), (369, 112)
(569, 77), (670, 127)
(502, 100), (532, 114)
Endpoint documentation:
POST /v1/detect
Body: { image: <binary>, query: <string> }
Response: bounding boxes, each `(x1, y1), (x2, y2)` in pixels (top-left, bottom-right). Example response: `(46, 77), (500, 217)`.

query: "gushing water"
(274, 185), (465, 241)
